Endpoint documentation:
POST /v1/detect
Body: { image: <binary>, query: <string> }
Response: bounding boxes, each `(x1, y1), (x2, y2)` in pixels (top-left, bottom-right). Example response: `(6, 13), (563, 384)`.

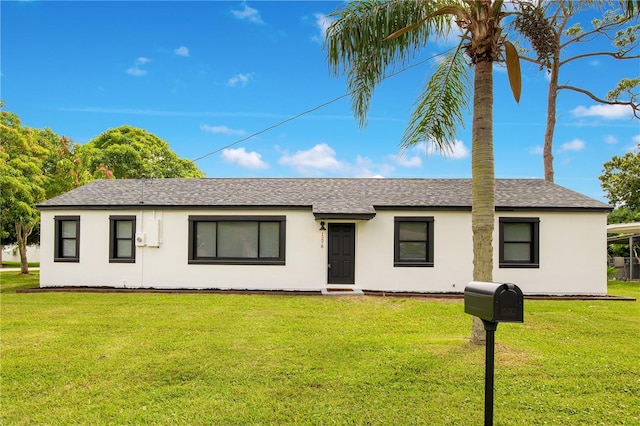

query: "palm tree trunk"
(470, 59), (495, 345)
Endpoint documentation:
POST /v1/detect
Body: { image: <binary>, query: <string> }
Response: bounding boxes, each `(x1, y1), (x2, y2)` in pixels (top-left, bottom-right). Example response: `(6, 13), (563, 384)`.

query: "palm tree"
(326, 0), (520, 344)
(325, 0), (638, 343)
(325, 0), (638, 344)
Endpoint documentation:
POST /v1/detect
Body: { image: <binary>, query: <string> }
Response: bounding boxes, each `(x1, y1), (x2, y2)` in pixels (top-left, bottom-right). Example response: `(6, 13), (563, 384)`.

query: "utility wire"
(192, 94), (350, 162)
(191, 47), (454, 163)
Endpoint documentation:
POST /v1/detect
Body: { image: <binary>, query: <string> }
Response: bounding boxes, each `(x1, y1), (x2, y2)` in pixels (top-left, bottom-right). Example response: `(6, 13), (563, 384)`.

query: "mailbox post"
(464, 282), (524, 426)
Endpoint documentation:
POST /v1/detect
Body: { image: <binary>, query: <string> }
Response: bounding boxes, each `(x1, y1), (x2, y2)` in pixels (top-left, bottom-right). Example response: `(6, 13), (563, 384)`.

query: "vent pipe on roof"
(140, 174), (146, 204)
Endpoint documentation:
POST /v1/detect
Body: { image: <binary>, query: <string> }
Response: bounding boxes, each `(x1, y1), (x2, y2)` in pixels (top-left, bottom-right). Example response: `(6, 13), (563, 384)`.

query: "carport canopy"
(607, 222), (640, 243)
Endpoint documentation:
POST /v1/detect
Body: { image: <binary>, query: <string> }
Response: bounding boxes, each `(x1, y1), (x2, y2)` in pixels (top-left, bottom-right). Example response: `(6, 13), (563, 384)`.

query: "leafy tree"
(600, 143), (640, 210)
(78, 125), (204, 179)
(37, 129), (92, 199)
(0, 105), (89, 272)
(513, 2), (639, 182)
(1, 119), (203, 271)
(606, 206), (640, 258)
(0, 108), (47, 274)
(608, 206), (640, 224)
(325, 0), (637, 343)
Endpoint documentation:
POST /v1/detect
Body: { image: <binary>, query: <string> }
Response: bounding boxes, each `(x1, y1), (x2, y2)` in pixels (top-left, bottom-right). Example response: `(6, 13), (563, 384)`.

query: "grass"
(1, 261), (39, 268)
(1, 272), (638, 425)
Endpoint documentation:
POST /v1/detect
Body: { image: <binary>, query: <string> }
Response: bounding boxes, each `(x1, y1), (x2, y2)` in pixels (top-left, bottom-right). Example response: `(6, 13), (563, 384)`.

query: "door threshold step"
(322, 288), (364, 296)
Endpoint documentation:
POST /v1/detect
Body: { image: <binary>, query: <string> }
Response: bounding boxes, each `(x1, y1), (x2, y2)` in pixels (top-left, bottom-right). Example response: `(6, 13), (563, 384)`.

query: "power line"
(191, 48), (454, 163)
(191, 94), (350, 162)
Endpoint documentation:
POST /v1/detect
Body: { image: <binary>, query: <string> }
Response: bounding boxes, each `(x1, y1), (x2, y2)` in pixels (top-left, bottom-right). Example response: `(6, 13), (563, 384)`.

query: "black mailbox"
(464, 281), (523, 323)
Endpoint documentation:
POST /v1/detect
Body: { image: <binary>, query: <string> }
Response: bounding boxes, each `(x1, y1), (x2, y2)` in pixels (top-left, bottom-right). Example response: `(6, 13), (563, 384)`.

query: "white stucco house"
(37, 178), (611, 295)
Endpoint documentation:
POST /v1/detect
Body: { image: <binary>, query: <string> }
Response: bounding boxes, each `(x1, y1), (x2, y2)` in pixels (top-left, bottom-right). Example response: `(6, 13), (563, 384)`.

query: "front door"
(328, 223), (355, 284)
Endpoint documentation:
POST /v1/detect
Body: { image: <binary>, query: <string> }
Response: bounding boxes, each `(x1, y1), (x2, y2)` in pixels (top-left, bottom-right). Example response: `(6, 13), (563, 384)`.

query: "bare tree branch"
(560, 50), (640, 66)
(558, 84), (640, 118)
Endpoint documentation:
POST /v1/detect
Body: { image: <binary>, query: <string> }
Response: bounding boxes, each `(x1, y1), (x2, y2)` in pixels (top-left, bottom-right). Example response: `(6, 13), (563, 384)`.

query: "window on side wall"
(499, 217), (540, 268)
(109, 216), (136, 263)
(54, 216), (80, 262)
(394, 217), (434, 267)
(188, 216), (286, 265)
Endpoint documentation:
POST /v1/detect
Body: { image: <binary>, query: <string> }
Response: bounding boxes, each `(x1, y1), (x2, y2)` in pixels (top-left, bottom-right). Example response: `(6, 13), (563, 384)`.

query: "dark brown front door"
(328, 223), (355, 284)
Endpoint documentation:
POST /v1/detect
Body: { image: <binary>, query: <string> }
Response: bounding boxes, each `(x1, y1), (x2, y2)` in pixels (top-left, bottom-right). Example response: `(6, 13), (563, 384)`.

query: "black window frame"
(394, 216), (434, 267)
(188, 215), (286, 265)
(109, 215), (136, 263)
(499, 217), (540, 268)
(54, 215), (80, 262)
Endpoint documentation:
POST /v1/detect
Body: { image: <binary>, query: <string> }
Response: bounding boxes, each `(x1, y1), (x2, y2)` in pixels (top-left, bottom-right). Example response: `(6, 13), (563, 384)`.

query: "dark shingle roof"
(36, 178), (611, 215)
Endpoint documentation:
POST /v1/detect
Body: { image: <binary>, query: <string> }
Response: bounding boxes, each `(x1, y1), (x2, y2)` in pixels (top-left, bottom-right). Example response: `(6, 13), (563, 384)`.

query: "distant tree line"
(600, 143), (640, 258)
(0, 103), (203, 273)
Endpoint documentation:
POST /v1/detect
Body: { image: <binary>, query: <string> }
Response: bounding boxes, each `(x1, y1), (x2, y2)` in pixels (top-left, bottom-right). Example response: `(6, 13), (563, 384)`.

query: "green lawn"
(1, 261), (39, 268)
(1, 272), (638, 425)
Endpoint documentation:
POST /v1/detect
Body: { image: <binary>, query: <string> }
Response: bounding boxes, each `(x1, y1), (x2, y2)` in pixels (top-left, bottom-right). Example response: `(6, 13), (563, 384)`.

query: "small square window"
(394, 217), (434, 267)
(499, 218), (539, 268)
(54, 216), (80, 262)
(110, 216), (136, 263)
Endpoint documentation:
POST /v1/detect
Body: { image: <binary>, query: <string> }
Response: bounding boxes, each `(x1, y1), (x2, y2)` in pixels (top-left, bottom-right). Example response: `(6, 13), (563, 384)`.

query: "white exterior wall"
(355, 211), (472, 293)
(493, 211), (608, 295)
(39, 208), (608, 295)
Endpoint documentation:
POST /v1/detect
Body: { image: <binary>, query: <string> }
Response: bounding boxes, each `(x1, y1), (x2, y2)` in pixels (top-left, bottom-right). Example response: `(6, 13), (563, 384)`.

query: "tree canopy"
(1, 107), (204, 273)
(600, 144), (640, 210)
(0, 109), (48, 273)
(78, 125), (204, 179)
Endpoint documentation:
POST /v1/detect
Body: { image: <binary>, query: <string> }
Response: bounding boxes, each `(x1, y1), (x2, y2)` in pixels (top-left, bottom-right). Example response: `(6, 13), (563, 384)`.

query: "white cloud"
(175, 46), (189, 57)
(559, 139), (586, 152)
(626, 135), (640, 152)
(604, 135), (618, 144)
(126, 57), (150, 76)
(403, 140), (469, 160)
(222, 147), (268, 169)
(201, 124), (246, 136)
(231, 3), (263, 24)
(446, 140), (470, 159)
(529, 145), (544, 155)
(571, 104), (633, 120)
(422, 139), (469, 159)
(227, 73), (252, 87)
(126, 67), (147, 77)
(279, 143), (344, 172)
(352, 156), (390, 178)
(393, 153), (422, 168)
(311, 13), (333, 43)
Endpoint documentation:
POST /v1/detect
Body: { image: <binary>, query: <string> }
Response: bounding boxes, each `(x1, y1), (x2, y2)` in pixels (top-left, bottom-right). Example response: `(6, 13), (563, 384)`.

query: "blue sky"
(2, 1), (639, 202)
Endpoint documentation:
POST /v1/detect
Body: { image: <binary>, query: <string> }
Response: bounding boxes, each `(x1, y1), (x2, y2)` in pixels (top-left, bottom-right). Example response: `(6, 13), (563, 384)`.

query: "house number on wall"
(321, 231), (325, 248)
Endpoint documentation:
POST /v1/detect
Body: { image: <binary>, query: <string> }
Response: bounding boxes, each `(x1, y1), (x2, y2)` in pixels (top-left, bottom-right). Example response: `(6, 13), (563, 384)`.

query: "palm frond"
(325, 0), (453, 127)
(575, 0), (640, 17)
(400, 43), (471, 154)
(623, 0), (640, 17)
